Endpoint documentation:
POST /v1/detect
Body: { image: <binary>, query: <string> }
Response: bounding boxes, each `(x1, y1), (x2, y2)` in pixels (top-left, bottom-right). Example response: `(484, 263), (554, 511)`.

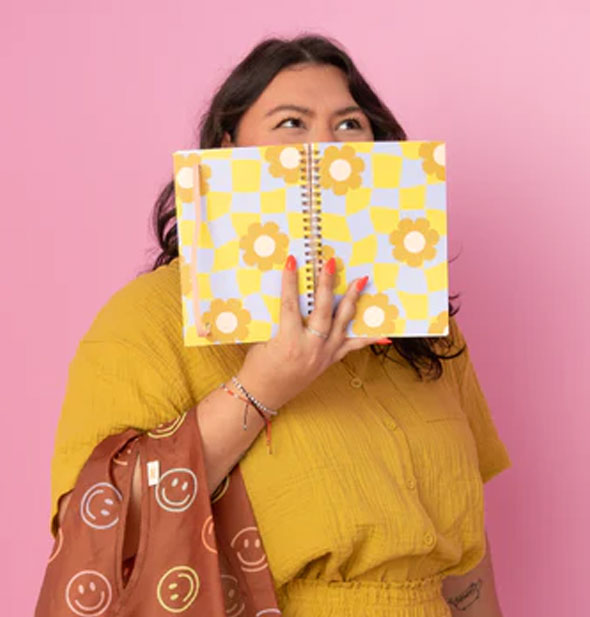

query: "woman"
(50, 35), (511, 616)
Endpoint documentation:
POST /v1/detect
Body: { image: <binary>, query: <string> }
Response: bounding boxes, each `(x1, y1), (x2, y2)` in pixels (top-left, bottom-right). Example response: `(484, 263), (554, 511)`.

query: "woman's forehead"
(253, 64), (357, 112)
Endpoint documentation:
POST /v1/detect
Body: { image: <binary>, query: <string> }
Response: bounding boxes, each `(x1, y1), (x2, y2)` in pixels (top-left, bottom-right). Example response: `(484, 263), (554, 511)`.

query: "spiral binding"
(300, 144), (323, 315)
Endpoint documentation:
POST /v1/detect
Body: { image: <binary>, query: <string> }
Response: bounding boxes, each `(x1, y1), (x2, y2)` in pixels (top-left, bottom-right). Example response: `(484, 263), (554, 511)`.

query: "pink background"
(2, 1), (588, 614)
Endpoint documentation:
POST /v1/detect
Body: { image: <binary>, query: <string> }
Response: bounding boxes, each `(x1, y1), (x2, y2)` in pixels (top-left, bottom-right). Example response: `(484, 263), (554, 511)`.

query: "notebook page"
(174, 144), (310, 346)
(314, 140), (449, 338)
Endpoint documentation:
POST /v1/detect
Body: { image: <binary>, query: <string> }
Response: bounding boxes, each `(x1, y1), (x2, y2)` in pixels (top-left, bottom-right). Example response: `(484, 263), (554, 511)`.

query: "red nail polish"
(356, 275), (369, 292)
(325, 257), (336, 275)
(285, 255), (296, 271)
(376, 338), (391, 344)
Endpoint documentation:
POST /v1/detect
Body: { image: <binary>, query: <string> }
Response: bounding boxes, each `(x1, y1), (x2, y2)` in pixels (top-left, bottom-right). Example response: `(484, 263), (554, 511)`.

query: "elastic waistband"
(281, 574), (449, 612)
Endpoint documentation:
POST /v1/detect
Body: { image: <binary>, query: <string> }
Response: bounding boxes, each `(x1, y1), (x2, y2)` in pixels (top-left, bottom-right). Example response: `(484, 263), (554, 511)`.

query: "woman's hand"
(237, 255), (387, 410)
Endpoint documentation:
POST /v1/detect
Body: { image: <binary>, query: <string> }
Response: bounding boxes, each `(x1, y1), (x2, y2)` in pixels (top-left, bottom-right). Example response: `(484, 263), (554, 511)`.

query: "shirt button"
(423, 532), (436, 547)
(406, 477), (416, 490)
(350, 377), (363, 389)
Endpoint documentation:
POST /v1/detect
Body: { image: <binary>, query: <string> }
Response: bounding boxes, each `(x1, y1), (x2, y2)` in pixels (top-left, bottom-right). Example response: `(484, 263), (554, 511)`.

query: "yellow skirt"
(277, 575), (451, 617)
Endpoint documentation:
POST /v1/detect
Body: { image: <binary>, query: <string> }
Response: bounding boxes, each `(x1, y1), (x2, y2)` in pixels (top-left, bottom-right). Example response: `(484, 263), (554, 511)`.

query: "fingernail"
(356, 275), (369, 292)
(285, 255), (296, 271)
(325, 257), (336, 275)
(376, 338), (391, 344)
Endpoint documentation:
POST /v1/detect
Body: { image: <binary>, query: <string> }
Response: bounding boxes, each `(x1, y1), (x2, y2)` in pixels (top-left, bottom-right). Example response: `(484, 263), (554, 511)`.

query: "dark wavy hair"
(149, 34), (464, 380)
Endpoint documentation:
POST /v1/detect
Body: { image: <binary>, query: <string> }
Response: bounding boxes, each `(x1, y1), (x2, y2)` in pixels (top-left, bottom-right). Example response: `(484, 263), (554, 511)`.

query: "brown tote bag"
(35, 410), (281, 616)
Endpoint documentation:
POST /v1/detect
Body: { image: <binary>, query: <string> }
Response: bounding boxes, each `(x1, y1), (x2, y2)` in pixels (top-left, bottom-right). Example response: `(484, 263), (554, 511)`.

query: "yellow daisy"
(174, 153), (212, 202)
(418, 142), (446, 181)
(320, 244), (345, 288)
(240, 222), (289, 271)
(389, 217), (439, 267)
(319, 145), (365, 195)
(201, 298), (251, 343)
(352, 293), (399, 336)
(428, 310), (449, 334)
(264, 145), (304, 184)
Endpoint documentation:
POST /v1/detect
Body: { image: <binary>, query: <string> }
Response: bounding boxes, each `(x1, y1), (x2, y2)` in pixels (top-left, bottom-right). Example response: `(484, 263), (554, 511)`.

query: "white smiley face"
(230, 527), (268, 573)
(65, 570), (112, 616)
(155, 468), (198, 513)
(80, 482), (122, 530)
(221, 574), (245, 617)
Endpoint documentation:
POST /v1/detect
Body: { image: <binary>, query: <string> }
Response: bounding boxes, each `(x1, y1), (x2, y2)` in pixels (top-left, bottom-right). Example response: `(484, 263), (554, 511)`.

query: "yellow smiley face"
(147, 414), (187, 439)
(211, 475), (230, 503)
(201, 515), (217, 554)
(157, 566), (200, 613)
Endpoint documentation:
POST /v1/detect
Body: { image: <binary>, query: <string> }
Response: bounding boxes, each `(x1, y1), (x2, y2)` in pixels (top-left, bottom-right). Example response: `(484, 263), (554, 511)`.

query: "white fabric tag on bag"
(147, 460), (160, 486)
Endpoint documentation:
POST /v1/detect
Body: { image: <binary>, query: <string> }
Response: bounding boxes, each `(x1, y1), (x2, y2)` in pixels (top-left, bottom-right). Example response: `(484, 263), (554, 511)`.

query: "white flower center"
(363, 306), (385, 328)
(433, 144), (445, 166)
(253, 234), (276, 258)
(403, 230), (426, 253)
(279, 147), (301, 169)
(176, 166), (195, 190)
(216, 311), (238, 334)
(329, 159), (352, 182)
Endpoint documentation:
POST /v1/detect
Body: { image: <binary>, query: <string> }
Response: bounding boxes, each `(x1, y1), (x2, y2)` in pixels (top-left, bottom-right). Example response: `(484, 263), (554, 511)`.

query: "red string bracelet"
(219, 383), (250, 430)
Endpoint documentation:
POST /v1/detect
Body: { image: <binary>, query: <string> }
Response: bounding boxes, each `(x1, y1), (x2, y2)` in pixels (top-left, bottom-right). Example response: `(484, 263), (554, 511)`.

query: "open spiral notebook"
(173, 140), (448, 346)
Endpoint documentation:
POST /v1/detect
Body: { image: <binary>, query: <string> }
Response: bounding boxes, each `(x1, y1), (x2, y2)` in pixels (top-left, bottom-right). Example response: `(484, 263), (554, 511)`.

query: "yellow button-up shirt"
(50, 258), (511, 616)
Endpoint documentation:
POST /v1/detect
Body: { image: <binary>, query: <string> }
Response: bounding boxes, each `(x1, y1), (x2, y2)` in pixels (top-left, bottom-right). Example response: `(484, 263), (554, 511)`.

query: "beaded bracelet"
(230, 376), (278, 454)
(230, 376), (278, 417)
(219, 381), (274, 454)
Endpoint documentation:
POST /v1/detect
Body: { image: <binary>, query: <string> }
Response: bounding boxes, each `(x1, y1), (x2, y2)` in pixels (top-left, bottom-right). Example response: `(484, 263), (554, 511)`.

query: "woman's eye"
(337, 118), (363, 130)
(275, 117), (304, 129)
(274, 116), (364, 131)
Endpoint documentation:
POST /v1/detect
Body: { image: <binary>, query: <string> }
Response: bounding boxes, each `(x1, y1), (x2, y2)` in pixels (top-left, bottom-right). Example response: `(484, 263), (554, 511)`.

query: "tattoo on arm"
(445, 578), (483, 611)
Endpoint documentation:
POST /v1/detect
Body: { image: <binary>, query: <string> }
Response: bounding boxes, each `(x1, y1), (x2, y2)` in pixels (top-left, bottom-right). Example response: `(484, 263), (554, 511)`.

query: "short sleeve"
(50, 340), (184, 534)
(49, 259), (233, 535)
(447, 317), (512, 483)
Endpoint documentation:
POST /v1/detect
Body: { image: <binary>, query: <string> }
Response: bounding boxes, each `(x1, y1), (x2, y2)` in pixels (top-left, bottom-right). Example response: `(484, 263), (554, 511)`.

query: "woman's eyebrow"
(264, 104), (364, 118)
(333, 105), (363, 117)
(265, 104), (313, 117)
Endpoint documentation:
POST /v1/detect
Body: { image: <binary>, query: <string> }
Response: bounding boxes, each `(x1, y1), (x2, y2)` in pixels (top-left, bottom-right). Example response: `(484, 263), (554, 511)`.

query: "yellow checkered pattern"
(173, 141), (448, 345)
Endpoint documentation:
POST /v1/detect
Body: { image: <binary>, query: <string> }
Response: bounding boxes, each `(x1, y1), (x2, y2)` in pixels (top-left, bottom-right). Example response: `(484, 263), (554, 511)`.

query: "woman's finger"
(278, 255), (303, 336)
(329, 274), (369, 341)
(306, 257), (336, 339)
(333, 336), (390, 363)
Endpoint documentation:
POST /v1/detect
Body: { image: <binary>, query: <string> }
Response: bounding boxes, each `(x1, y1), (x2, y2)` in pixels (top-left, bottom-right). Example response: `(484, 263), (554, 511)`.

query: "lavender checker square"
(209, 270), (239, 299)
(400, 158), (426, 188)
(207, 160), (232, 192)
